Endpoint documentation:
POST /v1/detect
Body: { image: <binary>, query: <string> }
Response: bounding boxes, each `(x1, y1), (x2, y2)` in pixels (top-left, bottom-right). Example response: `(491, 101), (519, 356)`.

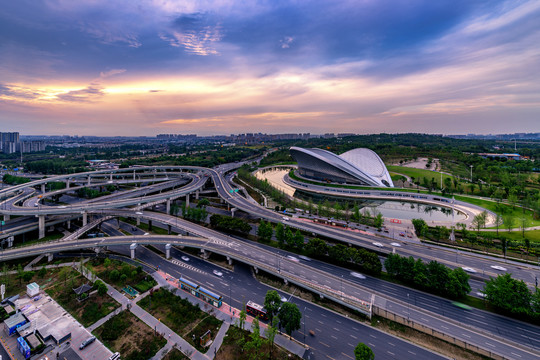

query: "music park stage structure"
(290, 146), (394, 187)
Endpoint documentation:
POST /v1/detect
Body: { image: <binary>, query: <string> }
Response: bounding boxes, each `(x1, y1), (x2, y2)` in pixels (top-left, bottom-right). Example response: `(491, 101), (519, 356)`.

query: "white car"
(490, 265), (507, 271)
(350, 272), (366, 279)
(143, 232), (149, 236)
(135, 211), (143, 215)
(390, 242), (401, 247)
(298, 255), (311, 261)
(280, 296), (288, 302)
(372, 242), (384, 248)
(461, 267), (477, 273)
(212, 270), (223, 277)
(282, 216), (289, 221)
(286, 255), (299, 262)
(181, 256), (190, 262)
(476, 291), (487, 298)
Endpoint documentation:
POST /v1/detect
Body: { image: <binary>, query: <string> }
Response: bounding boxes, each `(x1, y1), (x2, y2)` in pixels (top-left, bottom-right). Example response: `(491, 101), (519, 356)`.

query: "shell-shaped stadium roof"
(290, 146), (394, 187)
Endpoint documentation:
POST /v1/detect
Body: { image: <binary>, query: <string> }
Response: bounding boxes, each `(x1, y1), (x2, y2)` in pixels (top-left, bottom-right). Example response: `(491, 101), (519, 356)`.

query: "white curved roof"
(290, 146), (394, 187)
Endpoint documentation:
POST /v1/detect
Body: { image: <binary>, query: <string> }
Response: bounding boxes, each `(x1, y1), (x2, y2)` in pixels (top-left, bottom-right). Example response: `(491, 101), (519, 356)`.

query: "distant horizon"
(1, 1), (539, 135)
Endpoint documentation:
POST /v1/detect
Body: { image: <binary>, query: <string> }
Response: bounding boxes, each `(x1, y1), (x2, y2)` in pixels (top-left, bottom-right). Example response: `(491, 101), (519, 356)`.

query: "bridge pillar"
(65, 179), (70, 189)
(38, 215), (45, 239)
(66, 220), (71, 230)
(82, 212), (88, 226)
(47, 253), (53, 262)
(283, 279), (288, 285)
(253, 267), (258, 274)
(195, 190), (199, 200)
(136, 217), (140, 226)
(230, 208), (236, 217)
(185, 194), (190, 208)
(87, 177), (91, 185)
(167, 224), (171, 235)
(94, 247), (101, 254)
(148, 220), (152, 231)
(3, 214), (10, 222)
(130, 243), (137, 259)
(226, 256), (233, 265)
(109, 172), (113, 181)
(165, 244), (172, 259)
(41, 184), (45, 193)
(166, 199), (171, 214)
(133, 170), (136, 180)
(200, 249), (210, 259)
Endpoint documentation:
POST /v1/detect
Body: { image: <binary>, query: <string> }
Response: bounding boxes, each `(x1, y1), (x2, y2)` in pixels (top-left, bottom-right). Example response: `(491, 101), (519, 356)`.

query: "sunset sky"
(1, 0), (539, 136)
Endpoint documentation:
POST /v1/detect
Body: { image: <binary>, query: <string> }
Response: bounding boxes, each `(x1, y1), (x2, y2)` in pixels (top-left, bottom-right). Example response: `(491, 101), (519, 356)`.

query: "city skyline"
(1, 0), (539, 136)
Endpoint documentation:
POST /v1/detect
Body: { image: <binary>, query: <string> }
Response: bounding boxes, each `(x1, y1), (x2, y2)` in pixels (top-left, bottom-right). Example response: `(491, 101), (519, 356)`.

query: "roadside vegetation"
(92, 258), (156, 293)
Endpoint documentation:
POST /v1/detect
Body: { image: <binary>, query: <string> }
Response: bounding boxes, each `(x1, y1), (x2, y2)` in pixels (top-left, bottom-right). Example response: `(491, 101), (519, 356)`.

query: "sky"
(1, 0), (539, 136)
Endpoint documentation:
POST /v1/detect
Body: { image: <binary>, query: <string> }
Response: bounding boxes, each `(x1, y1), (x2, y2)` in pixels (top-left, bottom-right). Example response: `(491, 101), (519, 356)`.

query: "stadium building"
(290, 147), (394, 187)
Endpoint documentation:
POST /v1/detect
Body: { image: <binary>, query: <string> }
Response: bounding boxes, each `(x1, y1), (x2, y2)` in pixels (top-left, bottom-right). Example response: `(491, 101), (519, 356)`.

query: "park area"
(216, 325), (301, 360)
(44, 266), (119, 327)
(138, 288), (222, 353)
(92, 257), (156, 293)
(93, 310), (166, 360)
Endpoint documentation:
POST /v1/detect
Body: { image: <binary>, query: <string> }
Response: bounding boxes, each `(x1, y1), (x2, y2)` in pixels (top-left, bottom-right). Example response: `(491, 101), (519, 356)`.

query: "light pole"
(303, 306), (307, 347)
(470, 165), (473, 182)
(340, 275), (343, 299)
(229, 279), (233, 313)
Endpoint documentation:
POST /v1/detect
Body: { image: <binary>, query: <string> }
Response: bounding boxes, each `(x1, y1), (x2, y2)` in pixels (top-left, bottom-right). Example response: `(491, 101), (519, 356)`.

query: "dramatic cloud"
(0, 0), (538, 135)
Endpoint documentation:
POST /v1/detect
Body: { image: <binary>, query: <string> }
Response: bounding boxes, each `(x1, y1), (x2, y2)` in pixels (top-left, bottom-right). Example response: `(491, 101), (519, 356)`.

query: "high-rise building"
(0, 132), (20, 154)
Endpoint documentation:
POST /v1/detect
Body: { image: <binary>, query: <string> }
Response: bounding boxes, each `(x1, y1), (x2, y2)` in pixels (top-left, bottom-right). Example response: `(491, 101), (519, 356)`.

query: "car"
(181, 256), (190, 262)
(79, 336), (96, 350)
(490, 265), (507, 271)
(476, 291), (487, 298)
(286, 255), (299, 262)
(350, 272), (366, 279)
(298, 255), (311, 261)
(280, 296), (288, 302)
(461, 267), (477, 273)
(143, 232), (149, 236)
(390, 242), (401, 247)
(212, 269), (223, 277)
(282, 216), (289, 221)
(407, 234), (413, 238)
(399, 232), (405, 237)
(135, 211), (143, 215)
(58, 205), (66, 208)
(372, 242), (384, 248)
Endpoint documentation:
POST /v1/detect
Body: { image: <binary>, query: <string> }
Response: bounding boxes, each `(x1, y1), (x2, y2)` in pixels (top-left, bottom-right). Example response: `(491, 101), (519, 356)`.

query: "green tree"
(305, 238), (328, 258)
(197, 198), (210, 207)
(484, 273), (532, 316)
(494, 214), (503, 235)
(278, 302), (302, 336)
(275, 223), (285, 246)
(373, 212), (384, 230)
(446, 268), (471, 299)
(94, 280), (108, 296)
(263, 290), (282, 322)
(293, 230), (304, 248)
(38, 266), (47, 278)
(265, 317), (279, 360)
(354, 343), (375, 360)
(257, 220), (273, 242)
(245, 318), (263, 359)
(17, 264), (24, 285)
(503, 215), (515, 232)
(238, 309), (247, 330)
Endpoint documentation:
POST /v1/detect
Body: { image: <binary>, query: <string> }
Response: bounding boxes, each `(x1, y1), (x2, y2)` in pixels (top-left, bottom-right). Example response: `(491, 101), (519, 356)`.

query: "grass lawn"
(93, 310), (166, 360)
(45, 268), (119, 327)
(163, 349), (189, 360)
(387, 165), (454, 188)
(480, 229), (540, 243)
(138, 288), (222, 352)
(217, 325), (301, 360)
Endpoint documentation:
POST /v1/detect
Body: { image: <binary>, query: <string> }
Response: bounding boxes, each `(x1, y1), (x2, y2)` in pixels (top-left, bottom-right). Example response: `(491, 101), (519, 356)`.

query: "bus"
(246, 300), (268, 320)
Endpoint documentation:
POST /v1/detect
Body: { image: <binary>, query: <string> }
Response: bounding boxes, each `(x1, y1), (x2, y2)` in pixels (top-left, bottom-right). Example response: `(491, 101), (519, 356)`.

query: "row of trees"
(209, 214), (252, 235)
(483, 274), (540, 321)
(385, 254), (471, 299)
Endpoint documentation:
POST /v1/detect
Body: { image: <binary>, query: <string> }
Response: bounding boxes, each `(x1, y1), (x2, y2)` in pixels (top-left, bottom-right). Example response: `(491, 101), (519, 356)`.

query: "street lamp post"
(470, 165), (473, 182)
(303, 306), (307, 348)
(340, 275), (343, 299)
(407, 293), (410, 320)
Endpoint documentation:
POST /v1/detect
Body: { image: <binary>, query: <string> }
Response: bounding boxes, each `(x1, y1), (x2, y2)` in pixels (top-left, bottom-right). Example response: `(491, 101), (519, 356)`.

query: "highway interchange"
(0, 164), (539, 360)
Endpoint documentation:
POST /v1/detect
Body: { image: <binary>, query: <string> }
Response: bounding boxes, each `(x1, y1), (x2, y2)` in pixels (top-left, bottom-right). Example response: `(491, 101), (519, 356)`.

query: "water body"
(294, 190), (466, 222)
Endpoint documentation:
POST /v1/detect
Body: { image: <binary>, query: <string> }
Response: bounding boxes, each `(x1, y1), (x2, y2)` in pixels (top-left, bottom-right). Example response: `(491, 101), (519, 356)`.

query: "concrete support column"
(166, 199), (171, 215)
(87, 177), (91, 185)
(253, 267), (259, 274)
(130, 243), (137, 259)
(66, 220), (71, 230)
(65, 179), (70, 189)
(41, 184), (45, 193)
(94, 247), (101, 254)
(110, 172), (113, 181)
(133, 170), (136, 180)
(195, 190), (199, 200)
(38, 215), (45, 239)
(165, 244), (171, 260)
(136, 217), (141, 226)
(284, 279), (288, 285)
(3, 214), (10, 222)
(167, 224), (171, 235)
(231, 208), (236, 217)
(227, 256), (233, 265)
(47, 253), (53, 262)
(82, 212), (87, 226)
(200, 249), (210, 259)
(148, 220), (152, 231)
(185, 194), (190, 208)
